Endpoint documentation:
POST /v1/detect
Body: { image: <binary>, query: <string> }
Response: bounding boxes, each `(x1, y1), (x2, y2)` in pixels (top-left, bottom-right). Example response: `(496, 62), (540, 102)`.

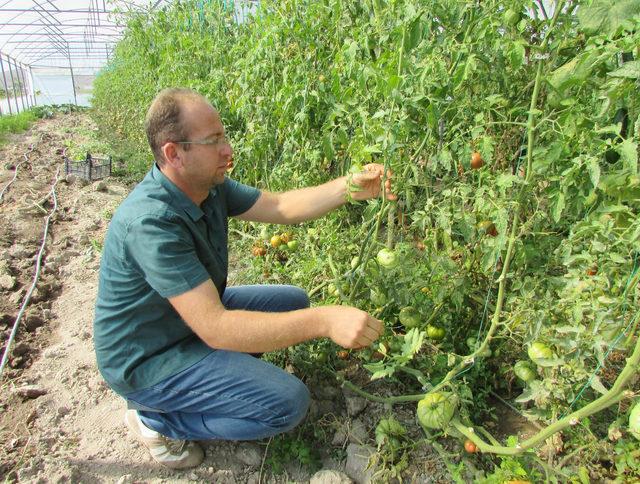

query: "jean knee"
(276, 379), (310, 431)
(288, 286), (310, 310)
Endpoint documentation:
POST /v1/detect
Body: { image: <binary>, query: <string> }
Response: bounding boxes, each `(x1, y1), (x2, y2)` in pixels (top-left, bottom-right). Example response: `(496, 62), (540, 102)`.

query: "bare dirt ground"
(0, 113), (452, 483)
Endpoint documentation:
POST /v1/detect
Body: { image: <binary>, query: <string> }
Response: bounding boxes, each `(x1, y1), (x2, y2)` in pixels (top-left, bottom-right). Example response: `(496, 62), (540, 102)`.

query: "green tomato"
(327, 283), (338, 297)
(389, 338), (403, 352)
(351, 256), (360, 269)
(629, 401), (640, 441)
(584, 191), (598, 207)
(528, 342), (553, 365)
(504, 8), (521, 26)
(316, 351), (328, 364)
(376, 248), (398, 269)
(426, 325), (446, 340)
(370, 289), (387, 306)
(259, 226), (270, 242)
(514, 361), (537, 382)
(286, 240), (299, 252)
(417, 392), (458, 430)
(399, 307), (421, 329)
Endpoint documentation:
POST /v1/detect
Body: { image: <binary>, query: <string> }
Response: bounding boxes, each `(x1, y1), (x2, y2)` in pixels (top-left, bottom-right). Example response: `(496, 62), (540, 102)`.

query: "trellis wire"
(0, 168), (60, 380)
(0, 138), (40, 203)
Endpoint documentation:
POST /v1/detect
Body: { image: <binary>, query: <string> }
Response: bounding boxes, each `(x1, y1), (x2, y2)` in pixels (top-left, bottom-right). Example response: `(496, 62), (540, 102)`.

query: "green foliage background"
(91, 0), (640, 479)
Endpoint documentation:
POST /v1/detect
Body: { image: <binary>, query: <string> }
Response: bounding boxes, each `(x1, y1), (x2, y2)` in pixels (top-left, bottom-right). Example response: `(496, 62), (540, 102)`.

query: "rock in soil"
(348, 419), (369, 444)
(0, 274), (16, 290)
(13, 385), (47, 399)
(235, 443), (263, 468)
(343, 393), (368, 417)
(310, 469), (354, 484)
(345, 443), (376, 484)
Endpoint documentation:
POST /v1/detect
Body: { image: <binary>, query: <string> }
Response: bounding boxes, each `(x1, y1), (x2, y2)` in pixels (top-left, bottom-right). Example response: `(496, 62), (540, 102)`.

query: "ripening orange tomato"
(464, 439), (478, 453)
(471, 151), (484, 169)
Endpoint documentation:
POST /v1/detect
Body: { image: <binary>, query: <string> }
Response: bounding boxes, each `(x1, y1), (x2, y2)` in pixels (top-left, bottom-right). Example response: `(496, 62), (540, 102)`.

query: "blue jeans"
(124, 285), (311, 441)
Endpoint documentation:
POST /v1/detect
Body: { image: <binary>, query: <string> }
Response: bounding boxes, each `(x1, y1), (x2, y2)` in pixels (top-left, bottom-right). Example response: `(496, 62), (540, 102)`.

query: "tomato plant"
(92, 0), (640, 479)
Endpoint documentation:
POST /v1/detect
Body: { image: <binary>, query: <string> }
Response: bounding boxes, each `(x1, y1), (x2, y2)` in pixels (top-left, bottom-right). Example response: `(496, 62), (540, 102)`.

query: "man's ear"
(161, 142), (182, 168)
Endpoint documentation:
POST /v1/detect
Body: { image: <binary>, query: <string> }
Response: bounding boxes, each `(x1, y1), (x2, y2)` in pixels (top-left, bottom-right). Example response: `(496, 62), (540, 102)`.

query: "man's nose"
(221, 142), (232, 158)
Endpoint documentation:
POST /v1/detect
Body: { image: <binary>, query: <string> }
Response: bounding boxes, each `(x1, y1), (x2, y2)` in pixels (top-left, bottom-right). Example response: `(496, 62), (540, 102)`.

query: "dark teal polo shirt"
(93, 164), (260, 395)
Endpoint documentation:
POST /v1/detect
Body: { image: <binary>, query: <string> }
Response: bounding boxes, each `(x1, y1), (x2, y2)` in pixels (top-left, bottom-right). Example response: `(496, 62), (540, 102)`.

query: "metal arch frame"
(0, 0), (174, 111)
(0, 4), (124, 57)
(0, 0), (164, 64)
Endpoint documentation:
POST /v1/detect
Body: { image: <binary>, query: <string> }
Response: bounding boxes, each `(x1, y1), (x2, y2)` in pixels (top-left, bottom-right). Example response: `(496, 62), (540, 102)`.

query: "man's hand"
(349, 163), (398, 202)
(321, 306), (385, 349)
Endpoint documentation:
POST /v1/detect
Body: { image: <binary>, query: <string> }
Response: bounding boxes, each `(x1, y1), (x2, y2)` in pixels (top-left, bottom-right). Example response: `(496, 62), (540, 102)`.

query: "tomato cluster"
(252, 227), (299, 257)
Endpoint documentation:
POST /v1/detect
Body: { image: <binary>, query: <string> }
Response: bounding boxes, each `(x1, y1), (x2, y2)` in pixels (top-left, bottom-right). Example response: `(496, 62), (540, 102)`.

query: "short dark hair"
(144, 88), (208, 165)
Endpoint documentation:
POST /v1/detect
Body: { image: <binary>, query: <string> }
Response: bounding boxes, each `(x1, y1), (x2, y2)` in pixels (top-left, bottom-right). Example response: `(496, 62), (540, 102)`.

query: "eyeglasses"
(176, 133), (229, 147)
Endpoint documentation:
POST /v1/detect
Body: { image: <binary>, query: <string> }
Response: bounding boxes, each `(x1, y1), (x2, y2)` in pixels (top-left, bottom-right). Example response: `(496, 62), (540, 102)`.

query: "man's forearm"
(200, 306), (330, 353)
(170, 280), (382, 351)
(276, 176), (348, 223)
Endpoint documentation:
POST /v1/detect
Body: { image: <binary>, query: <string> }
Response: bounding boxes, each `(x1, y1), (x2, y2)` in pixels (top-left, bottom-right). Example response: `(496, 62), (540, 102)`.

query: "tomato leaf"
(618, 140), (638, 175)
(404, 17), (424, 53)
(401, 328), (425, 356)
(595, 124), (622, 135)
(608, 61), (640, 79)
(366, 364), (397, 381)
(552, 192), (566, 223)
(577, 0), (640, 35)
(496, 173), (517, 189)
(514, 390), (534, 404)
(589, 375), (609, 395)
(322, 134), (335, 160)
(586, 157), (601, 189)
(508, 41), (526, 70)
(547, 52), (601, 94)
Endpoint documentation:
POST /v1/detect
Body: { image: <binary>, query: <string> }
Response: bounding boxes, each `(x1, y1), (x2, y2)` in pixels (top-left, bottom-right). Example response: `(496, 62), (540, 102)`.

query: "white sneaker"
(124, 409), (204, 469)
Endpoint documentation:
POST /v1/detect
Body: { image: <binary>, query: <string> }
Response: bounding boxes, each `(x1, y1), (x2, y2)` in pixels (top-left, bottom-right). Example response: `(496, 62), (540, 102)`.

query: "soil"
(0, 112), (457, 483)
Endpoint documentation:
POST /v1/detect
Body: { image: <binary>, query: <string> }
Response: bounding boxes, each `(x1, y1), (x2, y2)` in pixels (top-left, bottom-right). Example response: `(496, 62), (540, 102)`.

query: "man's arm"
(235, 176), (348, 225)
(236, 163), (396, 225)
(169, 279), (384, 353)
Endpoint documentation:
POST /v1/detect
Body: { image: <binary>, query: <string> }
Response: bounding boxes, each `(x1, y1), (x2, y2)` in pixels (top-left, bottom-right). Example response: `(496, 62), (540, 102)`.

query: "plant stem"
(386, 202), (396, 249)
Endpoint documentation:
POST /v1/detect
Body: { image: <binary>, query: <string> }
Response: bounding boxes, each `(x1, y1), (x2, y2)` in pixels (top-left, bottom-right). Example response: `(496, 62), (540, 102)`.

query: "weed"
(0, 111), (36, 145)
(264, 425), (321, 475)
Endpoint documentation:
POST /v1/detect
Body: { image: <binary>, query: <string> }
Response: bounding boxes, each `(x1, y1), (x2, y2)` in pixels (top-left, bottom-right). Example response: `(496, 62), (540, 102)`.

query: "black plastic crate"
(64, 153), (112, 181)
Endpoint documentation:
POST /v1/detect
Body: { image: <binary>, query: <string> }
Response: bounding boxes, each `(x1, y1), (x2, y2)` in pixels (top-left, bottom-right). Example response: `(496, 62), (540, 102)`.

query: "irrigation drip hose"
(0, 167), (61, 381)
(0, 139), (40, 203)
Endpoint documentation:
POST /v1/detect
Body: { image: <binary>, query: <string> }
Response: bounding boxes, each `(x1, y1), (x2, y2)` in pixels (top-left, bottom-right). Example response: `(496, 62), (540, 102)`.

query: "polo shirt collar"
(152, 163), (217, 222)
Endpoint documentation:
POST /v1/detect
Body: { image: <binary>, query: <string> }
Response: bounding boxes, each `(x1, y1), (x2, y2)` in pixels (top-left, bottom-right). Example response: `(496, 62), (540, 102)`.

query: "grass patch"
(0, 110), (37, 145)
